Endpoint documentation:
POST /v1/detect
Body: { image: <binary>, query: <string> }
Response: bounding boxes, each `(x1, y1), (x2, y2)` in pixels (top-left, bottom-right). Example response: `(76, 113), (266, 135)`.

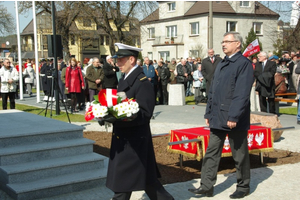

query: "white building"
(140, 1), (280, 60)
(290, 1), (300, 27)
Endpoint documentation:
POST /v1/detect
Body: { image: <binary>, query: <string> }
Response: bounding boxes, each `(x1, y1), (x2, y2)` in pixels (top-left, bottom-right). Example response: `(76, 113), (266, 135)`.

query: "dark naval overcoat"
(106, 66), (160, 192)
(204, 51), (254, 131)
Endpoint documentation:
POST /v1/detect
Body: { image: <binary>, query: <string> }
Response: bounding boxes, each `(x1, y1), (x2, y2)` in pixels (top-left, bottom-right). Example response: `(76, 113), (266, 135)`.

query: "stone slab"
(168, 84), (185, 106)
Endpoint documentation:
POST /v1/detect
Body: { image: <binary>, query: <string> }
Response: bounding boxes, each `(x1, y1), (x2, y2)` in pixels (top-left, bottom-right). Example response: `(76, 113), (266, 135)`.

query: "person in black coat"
(189, 32), (254, 199)
(104, 43), (174, 200)
(40, 59), (52, 101)
(186, 57), (197, 96)
(201, 49), (222, 95)
(102, 55), (119, 89)
(157, 60), (171, 105)
(254, 51), (277, 114)
(176, 58), (190, 93)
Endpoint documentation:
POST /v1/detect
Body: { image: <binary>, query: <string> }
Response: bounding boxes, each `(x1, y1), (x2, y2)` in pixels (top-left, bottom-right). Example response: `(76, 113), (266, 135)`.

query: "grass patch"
(0, 101), (87, 122)
(279, 107), (297, 115)
(185, 96), (196, 105)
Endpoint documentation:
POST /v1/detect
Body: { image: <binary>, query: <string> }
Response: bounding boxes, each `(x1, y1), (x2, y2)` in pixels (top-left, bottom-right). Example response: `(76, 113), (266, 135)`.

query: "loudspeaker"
(47, 35), (63, 58)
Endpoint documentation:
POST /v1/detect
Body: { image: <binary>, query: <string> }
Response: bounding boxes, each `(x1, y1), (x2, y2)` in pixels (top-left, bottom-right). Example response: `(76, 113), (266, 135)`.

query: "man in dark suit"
(188, 32), (254, 199)
(157, 60), (171, 105)
(201, 48), (222, 95)
(186, 57), (197, 96)
(102, 55), (119, 89)
(254, 51), (277, 114)
(176, 58), (189, 93)
(104, 43), (174, 200)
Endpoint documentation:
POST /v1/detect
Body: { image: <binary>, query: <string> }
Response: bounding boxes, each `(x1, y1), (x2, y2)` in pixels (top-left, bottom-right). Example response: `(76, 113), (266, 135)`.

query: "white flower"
(92, 104), (108, 118)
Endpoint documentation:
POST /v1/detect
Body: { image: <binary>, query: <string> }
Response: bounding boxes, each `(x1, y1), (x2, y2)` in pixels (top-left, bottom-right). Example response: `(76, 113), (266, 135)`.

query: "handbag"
(274, 73), (287, 93)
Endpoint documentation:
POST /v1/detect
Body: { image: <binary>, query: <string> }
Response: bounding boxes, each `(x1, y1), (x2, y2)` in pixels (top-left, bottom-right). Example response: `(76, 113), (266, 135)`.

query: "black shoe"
(229, 190), (249, 199)
(297, 121), (300, 125)
(188, 187), (213, 197)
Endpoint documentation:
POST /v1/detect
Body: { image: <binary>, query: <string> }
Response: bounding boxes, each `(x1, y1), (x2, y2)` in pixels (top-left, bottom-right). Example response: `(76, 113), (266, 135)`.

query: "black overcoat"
(204, 52), (254, 131)
(254, 60), (277, 98)
(102, 62), (119, 89)
(201, 56), (222, 93)
(106, 66), (160, 192)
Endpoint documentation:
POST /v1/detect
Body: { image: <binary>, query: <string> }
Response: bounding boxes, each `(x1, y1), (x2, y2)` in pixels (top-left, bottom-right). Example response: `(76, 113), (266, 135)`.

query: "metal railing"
(151, 35), (184, 45)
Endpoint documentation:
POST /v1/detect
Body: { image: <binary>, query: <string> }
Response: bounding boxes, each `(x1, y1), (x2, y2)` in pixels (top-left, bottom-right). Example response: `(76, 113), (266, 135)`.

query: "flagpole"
(15, 1), (23, 100)
(32, 1), (41, 103)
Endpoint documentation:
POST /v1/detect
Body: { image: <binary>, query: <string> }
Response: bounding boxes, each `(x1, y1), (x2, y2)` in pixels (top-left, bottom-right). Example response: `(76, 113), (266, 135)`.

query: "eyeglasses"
(221, 40), (238, 44)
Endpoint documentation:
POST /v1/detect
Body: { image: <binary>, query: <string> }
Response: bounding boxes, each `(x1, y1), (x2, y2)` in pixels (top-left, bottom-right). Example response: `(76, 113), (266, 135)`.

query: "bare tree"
(261, 1), (300, 53)
(81, 1), (158, 55)
(0, 4), (15, 36)
(19, 1), (82, 61)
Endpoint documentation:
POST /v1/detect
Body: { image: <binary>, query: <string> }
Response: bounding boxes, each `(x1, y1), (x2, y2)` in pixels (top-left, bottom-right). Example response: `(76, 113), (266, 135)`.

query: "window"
(240, 1), (250, 7)
(106, 36), (110, 45)
(148, 28), (155, 39)
(159, 51), (170, 62)
(42, 35), (48, 50)
(253, 22), (263, 35)
(226, 21), (237, 32)
(100, 36), (104, 45)
(168, 2), (176, 11)
(148, 52), (153, 60)
(190, 22), (199, 35)
(83, 19), (92, 27)
(166, 25), (177, 38)
(190, 50), (199, 57)
(70, 35), (75, 45)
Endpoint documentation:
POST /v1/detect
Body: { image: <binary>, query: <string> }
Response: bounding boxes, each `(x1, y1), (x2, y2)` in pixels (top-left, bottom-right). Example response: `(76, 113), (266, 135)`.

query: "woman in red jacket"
(65, 58), (84, 113)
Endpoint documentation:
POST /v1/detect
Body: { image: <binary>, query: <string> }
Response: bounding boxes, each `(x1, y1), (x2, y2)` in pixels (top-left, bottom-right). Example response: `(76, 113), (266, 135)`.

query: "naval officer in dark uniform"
(188, 32), (254, 199)
(103, 43), (174, 200)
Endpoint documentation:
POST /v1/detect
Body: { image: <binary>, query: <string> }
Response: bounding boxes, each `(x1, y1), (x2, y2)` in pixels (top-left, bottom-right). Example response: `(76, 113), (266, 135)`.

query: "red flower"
(85, 105), (94, 121)
(98, 89), (118, 107)
(85, 111), (95, 121)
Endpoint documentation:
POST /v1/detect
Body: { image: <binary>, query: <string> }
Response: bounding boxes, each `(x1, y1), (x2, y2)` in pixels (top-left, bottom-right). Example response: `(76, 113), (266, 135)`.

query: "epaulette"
(139, 75), (147, 82)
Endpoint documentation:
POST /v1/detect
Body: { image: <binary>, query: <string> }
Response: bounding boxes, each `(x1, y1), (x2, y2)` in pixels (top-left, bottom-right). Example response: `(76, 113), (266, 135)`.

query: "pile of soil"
(83, 131), (300, 185)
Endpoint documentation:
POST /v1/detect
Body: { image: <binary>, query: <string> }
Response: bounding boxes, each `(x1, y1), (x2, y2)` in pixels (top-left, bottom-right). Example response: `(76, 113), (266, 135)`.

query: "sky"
(1, 1), (33, 34)
(0, 1), (295, 36)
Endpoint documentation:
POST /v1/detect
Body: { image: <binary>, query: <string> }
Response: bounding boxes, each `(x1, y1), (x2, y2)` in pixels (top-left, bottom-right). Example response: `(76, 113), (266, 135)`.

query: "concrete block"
(1, 153), (106, 184)
(0, 138), (94, 166)
(168, 84), (185, 106)
(7, 169), (106, 200)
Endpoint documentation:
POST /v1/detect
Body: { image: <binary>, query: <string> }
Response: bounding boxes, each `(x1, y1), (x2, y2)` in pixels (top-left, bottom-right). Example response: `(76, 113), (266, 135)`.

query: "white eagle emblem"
(255, 132), (264, 146)
(181, 136), (189, 149)
(223, 136), (230, 150)
(248, 133), (254, 147)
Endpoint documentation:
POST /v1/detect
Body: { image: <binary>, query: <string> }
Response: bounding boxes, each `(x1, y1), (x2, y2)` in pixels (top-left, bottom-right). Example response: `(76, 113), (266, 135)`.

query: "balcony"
(149, 35), (184, 46)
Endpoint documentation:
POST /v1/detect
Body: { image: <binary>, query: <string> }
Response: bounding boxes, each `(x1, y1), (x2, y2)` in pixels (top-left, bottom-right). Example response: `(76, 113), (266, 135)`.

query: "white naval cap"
(112, 43), (143, 58)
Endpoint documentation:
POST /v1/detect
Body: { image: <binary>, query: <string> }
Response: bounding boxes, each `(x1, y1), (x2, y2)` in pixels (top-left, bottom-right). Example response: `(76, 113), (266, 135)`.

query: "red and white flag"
(242, 39), (260, 57)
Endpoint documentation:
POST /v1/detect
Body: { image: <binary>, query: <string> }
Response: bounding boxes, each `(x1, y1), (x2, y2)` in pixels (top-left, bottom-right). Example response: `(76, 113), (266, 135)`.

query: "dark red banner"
(168, 125), (273, 161)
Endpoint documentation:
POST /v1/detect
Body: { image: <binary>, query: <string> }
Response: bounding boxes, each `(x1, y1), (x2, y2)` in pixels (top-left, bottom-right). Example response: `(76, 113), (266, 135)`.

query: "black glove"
(97, 114), (117, 126)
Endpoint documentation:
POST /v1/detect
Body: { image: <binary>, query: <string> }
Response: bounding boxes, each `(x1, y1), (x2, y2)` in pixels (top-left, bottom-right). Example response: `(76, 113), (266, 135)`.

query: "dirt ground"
(83, 131), (300, 185)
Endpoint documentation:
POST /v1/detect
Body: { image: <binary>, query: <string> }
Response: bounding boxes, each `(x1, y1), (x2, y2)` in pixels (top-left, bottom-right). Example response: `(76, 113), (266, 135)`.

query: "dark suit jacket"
(254, 60), (277, 98)
(201, 56), (222, 91)
(106, 67), (160, 192)
(205, 52), (254, 131)
(102, 62), (119, 89)
(176, 64), (190, 83)
(186, 62), (197, 81)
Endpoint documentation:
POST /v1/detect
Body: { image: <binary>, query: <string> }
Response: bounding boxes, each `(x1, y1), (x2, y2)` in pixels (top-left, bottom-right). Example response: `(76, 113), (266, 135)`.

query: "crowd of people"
(1, 47), (300, 120)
